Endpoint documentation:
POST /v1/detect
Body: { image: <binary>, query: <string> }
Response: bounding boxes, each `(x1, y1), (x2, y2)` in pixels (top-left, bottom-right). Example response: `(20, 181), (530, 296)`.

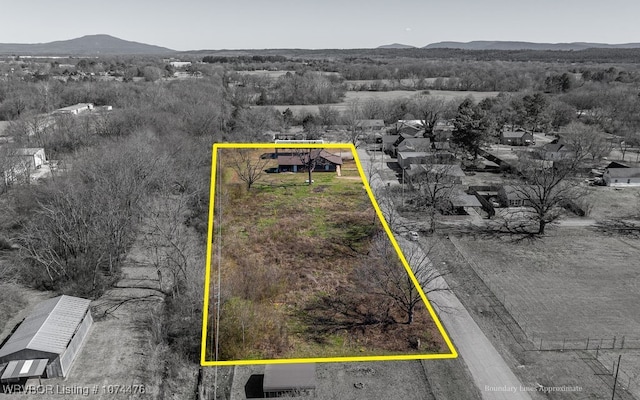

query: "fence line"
(593, 350), (640, 397)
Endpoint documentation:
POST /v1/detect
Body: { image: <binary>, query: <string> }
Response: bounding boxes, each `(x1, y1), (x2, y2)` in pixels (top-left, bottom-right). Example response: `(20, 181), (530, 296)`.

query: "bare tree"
(342, 100), (364, 146)
(405, 163), (458, 233)
(410, 95), (456, 137)
(360, 233), (448, 324)
(293, 148), (337, 185)
(617, 131), (640, 162)
(559, 121), (611, 162)
(507, 158), (584, 234)
(227, 149), (270, 190)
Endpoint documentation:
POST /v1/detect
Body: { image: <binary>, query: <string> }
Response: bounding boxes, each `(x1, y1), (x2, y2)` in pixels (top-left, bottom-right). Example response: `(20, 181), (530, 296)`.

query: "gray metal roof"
(605, 167), (640, 178)
(0, 295), (91, 359)
(263, 364), (316, 392)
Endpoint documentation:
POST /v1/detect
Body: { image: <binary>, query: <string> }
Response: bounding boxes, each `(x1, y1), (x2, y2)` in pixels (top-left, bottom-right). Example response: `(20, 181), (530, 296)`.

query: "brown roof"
(277, 149), (343, 166)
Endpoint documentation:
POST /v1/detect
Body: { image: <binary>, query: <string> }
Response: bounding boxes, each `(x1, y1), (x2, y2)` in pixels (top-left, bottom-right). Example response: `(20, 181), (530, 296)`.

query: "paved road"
(357, 149), (533, 400)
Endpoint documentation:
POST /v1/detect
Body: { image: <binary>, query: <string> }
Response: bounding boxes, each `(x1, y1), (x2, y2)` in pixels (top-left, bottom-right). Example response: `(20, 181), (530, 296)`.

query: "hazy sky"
(2, 0), (639, 50)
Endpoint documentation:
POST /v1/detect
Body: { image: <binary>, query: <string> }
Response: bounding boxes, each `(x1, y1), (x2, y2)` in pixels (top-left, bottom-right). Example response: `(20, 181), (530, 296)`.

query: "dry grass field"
(451, 228), (640, 342)
(260, 89), (500, 116)
(206, 148), (446, 362)
(585, 186), (640, 221)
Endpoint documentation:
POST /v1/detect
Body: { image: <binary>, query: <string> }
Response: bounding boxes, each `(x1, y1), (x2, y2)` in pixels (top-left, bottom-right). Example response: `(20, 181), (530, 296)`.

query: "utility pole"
(402, 167), (405, 206)
(611, 354), (621, 400)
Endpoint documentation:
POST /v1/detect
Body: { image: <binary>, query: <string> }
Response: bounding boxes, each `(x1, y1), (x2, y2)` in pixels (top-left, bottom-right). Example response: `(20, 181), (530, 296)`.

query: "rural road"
(356, 149), (533, 400)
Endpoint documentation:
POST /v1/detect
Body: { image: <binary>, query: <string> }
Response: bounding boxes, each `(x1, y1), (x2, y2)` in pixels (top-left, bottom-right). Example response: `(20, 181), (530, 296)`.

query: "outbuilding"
(0, 295), (93, 381)
(603, 167), (640, 186)
(263, 364), (316, 398)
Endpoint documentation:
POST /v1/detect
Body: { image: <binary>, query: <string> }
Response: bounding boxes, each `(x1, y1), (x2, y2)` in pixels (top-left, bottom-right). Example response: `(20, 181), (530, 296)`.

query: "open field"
(258, 89), (500, 116)
(586, 186), (640, 221)
(236, 70), (341, 78)
(450, 228), (640, 342)
(206, 148), (446, 362)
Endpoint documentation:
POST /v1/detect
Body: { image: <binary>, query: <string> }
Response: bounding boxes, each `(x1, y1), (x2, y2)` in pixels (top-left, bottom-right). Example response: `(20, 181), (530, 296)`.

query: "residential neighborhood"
(2, 34), (640, 400)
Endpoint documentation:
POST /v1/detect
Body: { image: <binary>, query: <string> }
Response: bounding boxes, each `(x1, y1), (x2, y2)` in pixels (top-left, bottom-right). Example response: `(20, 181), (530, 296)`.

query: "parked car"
(408, 231), (419, 241)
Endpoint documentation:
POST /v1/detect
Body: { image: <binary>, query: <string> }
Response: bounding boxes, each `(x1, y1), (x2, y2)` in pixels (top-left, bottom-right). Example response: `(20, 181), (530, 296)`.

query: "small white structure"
(12, 148), (46, 169)
(52, 103), (94, 115)
(1, 147), (47, 186)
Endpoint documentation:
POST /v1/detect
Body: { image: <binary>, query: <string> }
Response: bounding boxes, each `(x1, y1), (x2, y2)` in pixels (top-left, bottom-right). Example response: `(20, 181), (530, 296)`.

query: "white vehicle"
(408, 231), (419, 241)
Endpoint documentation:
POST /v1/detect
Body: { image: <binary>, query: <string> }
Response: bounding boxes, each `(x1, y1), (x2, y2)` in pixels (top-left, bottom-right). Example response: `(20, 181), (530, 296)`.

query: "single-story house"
(603, 167), (640, 186)
(497, 185), (538, 207)
(382, 135), (400, 153)
(0, 295), (93, 381)
(52, 103), (94, 116)
(395, 137), (431, 155)
(397, 151), (431, 169)
(405, 163), (465, 186)
(394, 120), (424, 136)
(277, 149), (343, 174)
(356, 119), (385, 131)
(397, 151), (457, 169)
(540, 143), (576, 161)
(500, 130), (535, 146)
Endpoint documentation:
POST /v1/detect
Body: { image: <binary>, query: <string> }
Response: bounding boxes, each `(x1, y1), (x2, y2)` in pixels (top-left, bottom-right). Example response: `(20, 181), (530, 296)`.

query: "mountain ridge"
(422, 40), (640, 51)
(0, 34), (175, 55)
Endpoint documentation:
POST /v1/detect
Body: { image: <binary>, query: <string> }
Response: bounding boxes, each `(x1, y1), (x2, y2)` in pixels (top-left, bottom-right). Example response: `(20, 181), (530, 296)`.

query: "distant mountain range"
(376, 41), (640, 50)
(421, 41), (640, 51)
(0, 34), (175, 55)
(377, 43), (417, 49)
(3, 35), (640, 56)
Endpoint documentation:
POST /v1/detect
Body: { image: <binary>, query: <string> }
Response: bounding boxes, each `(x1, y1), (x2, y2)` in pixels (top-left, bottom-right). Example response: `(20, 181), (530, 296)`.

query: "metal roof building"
(0, 295), (93, 381)
(263, 364), (316, 398)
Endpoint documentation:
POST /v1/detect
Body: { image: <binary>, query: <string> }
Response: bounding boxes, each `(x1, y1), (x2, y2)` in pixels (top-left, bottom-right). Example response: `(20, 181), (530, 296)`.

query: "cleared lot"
(258, 89), (500, 116)
(451, 228), (640, 342)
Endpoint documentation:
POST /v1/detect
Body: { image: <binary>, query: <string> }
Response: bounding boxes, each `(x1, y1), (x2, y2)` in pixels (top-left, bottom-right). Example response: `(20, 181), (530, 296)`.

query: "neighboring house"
(603, 167), (640, 186)
(540, 143), (576, 161)
(381, 135), (400, 154)
(52, 103), (94, 115)
(395, 137), (431, 156)
(277, 149), (343, 174)
(405, 163), (465, 187)
(0, 295), (93, 381)
(356, 119), (385, 132)
(397, 151), (431, 169)
(397, 151), (456, 169)
(432, 122), (454, 142)
(498, 185), (538, 207)
(500, 130), (534, 146)
(394, 120), (424, 136)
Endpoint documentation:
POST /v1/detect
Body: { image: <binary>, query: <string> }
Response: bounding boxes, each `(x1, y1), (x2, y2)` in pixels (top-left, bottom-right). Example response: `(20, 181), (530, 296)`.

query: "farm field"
(258, 89), (500, 116)
(236, 70), (341, 78)
(450, 228), (640, 343)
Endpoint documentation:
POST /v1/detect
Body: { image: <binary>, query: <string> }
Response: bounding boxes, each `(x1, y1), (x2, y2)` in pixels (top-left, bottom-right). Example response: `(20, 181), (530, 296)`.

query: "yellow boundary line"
(200, 142), (457, 366)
